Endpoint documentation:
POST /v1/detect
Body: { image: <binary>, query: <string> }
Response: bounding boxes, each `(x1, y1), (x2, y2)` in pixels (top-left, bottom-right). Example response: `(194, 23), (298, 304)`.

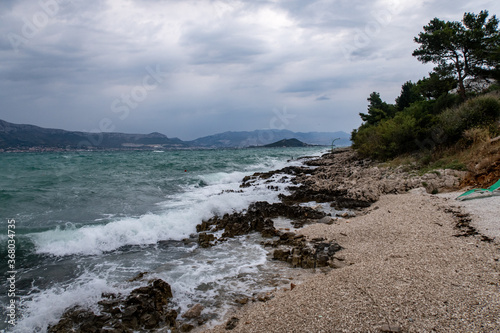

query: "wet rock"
(225, 316), (240, 330)
(198, 232), (216, 248)
(182, 303), (204, 319)
(235, 297), (249, 305)
(272, 236), (342, 269)
(255, 292), (273, 302)
(128, 271), (148, 282)
(48, 279), (177, 333)
(180, 323), (196, 332)
(273, 248), (291, 261)
(241, 167), (310, 187)
(195, 201), (325, 245)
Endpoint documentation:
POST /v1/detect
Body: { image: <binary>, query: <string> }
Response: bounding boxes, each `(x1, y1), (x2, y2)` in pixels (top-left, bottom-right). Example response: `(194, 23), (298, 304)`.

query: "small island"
(262, 138), (313, 148)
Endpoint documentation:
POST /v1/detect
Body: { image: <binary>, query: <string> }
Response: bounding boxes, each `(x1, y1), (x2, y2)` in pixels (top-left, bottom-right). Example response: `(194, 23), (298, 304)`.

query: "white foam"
(28, 148), (325, 257)
(151, 236), (270, 315)
(29, 167), (289, 257)
(14, 273), (121, 333)
(30, 212), (193, 256)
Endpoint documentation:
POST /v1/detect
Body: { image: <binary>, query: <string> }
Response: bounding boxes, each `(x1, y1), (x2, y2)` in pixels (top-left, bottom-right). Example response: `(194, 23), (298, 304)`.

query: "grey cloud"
(316, 95), (330, 101)
(181, 28), (269, 65)
(0, 0), (498, 140)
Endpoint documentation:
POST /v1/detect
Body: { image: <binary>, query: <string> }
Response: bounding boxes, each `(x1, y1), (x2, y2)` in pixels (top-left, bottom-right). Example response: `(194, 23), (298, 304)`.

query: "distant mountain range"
(0, 119), (350, 151)
(188, 129), (350, 148)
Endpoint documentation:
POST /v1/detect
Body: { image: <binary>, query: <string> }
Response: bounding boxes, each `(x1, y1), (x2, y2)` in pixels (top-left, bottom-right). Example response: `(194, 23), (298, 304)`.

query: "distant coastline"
(0, 119), (350, 152)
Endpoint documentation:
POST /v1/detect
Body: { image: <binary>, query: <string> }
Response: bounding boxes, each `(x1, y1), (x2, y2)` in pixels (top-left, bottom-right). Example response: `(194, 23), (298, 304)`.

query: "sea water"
(0, 147), (326, 332)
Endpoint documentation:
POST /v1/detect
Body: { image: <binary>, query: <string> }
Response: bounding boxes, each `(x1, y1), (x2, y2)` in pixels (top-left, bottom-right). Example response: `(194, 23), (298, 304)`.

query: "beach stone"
(235, 297), (249, 305)
(273, 248), (290, 261)
(318, 216), (336, 224)
(329, 258), (347, 269)
(180, 323), (195, 332)
(225, 316), (240, 330)
(380, 323), (402, 332)
(182, 303), (204, 319)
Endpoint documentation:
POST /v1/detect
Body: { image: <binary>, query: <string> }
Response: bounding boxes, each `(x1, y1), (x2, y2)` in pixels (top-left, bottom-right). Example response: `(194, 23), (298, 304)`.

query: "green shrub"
(352, 112), (418, 160)
(438, 96), (500, 143)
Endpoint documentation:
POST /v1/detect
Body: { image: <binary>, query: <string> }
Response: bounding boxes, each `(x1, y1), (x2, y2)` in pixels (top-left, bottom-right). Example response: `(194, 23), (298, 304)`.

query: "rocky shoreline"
(202, 149), (499, 333)
(46, 148), (474, 332)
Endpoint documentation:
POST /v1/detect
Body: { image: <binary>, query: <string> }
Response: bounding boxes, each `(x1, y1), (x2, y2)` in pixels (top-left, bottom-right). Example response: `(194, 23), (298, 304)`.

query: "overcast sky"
(1, 0), (499, 140)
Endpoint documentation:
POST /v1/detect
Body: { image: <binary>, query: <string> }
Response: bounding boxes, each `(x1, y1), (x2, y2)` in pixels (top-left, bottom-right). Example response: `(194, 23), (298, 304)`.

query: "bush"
(438, 96), (500, 143)
(463, 127), (491, 145)
(352, 112), (418, 160)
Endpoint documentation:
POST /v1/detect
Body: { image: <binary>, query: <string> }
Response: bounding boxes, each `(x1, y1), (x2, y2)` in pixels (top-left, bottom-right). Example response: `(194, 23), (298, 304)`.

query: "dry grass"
(380, 134), (500, 188)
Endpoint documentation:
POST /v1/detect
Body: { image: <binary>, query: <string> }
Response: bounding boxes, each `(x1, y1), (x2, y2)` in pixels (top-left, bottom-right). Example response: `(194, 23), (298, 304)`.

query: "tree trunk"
(455, 56), (467, 100)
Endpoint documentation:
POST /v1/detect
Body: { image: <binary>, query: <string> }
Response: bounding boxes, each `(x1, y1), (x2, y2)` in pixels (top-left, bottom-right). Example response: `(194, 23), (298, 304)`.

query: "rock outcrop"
(283, 149), (466, 207)
(48, 279), (177, 333)
(269, 233), (343, 269)
(196, 201), (326, 246)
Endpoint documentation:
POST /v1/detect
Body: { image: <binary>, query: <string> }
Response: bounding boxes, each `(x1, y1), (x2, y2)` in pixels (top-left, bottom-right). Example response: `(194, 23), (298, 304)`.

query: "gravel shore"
(439, 191), (500, 242)
(204, 192), (500, 332)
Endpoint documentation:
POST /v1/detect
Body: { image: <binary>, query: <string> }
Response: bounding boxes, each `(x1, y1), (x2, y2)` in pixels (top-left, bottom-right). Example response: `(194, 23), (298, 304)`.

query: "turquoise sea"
(0, 147), (326, 332)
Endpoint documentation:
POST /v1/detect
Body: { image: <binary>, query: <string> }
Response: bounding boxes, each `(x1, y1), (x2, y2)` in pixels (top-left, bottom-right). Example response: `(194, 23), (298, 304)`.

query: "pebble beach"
(205, 192), (500, 333)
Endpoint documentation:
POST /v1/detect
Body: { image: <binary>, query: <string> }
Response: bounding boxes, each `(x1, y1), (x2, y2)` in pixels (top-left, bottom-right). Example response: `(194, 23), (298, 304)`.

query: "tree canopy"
(412, 10), (499, 99)
(351, 10), (500, 161)
(359, 92), (396, 126)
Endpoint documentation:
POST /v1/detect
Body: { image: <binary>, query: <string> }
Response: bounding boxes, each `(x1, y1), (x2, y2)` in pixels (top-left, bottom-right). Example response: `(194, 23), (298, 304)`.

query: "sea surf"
(0, 147), (327, 332)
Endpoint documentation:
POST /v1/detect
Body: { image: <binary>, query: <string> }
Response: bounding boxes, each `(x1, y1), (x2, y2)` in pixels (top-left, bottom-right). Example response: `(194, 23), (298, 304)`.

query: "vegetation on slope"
(350, 10), (500, 186)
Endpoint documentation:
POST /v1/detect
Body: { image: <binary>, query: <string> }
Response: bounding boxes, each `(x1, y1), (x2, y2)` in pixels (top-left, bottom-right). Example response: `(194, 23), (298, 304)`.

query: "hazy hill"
(0, 119), (351, 150)
(188, 129), (350, 148)
(0, 120), (185, 150)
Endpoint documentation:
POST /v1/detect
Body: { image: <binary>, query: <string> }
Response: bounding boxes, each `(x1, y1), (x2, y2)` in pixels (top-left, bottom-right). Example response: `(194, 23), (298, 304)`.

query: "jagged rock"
(198, 232), (216, 248)
(273, 248), (291, 261)
(48, 279), (177, 333)
(287, 149), (466, 208)
(128, 271), (148, 282)
(240, 166), (310, 187)
(195, 202), (325, 246)
(272, 236), (342, 269)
